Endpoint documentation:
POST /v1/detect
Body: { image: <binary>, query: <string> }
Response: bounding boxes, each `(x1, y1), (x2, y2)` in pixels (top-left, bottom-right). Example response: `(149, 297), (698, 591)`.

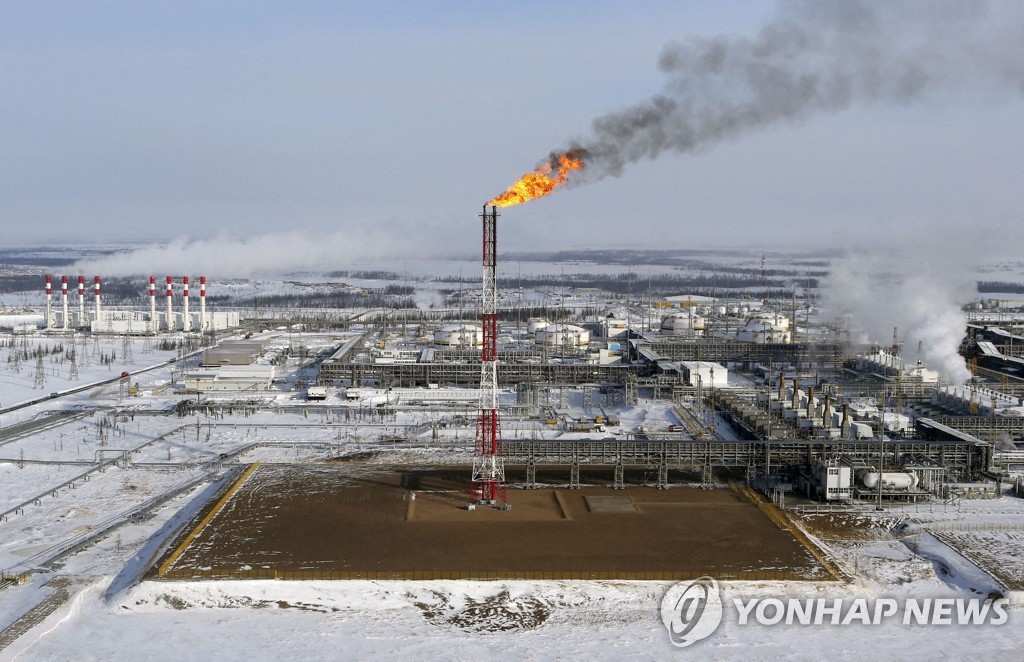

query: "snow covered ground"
(2, 332), (1024, 659)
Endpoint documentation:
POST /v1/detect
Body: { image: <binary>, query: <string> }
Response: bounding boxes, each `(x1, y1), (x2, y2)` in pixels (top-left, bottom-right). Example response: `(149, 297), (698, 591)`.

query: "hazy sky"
(3, 0), (1024, 258)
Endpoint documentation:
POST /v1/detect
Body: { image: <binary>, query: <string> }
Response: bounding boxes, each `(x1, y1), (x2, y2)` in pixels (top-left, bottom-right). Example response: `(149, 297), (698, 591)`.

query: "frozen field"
(1, 332), (1023, 659)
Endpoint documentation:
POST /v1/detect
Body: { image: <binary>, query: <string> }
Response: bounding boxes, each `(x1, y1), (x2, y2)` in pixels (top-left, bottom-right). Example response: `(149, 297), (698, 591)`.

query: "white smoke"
(412, 289), (445, 310)
(820, 235), (977, 384)
(72, 230), (420, 279)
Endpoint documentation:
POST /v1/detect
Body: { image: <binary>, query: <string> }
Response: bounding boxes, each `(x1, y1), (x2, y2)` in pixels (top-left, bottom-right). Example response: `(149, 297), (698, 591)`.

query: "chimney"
(807, 386), (814, 418)
(199, 276), (206, 332)
(94, 276), (101, 323)
(149, 276), (156, 332)
(182, 276), (190, 332)
(778, 371), (785, 400)
(166, 277), (174, 331)
(841, 404), (850, 438)
(791, 378), (799, 408)
(45, 275), (52, 328)
(61, 276), (69, 330)
(77, 276), (85, 327)
(823, 393), (831, 427)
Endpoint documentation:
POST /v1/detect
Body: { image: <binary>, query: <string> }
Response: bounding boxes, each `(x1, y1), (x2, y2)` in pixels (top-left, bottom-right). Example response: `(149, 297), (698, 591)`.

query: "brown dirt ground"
(170, 465), (824, 575)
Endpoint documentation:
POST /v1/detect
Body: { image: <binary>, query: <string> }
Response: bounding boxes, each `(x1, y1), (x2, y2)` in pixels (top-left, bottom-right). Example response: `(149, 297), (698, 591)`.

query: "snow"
(2, 331), (1024, 658)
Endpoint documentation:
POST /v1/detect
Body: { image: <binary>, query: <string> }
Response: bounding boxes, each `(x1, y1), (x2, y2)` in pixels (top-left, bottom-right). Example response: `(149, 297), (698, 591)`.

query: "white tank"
(713, 305), (727, 316)
(433, 324), (482, 347)
(526, 317), (549, 334)
(535, 323), (590, 348)
(736, 315), (791, 344)
(860, 471), (919, 491)
(659, 312), (705, 336)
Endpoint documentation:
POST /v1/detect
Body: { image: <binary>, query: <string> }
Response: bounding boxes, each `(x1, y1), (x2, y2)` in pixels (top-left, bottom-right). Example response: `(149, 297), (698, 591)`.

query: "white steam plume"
(557, 0), (1024, 182)
(72, 230), (420, 278)
(820, 235), (978, 384)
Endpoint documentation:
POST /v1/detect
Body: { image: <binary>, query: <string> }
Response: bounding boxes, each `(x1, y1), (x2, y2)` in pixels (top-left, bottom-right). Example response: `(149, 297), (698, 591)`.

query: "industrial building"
(42, 274), (240, 334)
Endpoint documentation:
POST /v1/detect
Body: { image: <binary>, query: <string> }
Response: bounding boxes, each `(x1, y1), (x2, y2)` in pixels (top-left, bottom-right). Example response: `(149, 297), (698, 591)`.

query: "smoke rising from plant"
(72, 230), (420, 279)
(556, 0), (1024, 183)
(819, 232), (981, 384)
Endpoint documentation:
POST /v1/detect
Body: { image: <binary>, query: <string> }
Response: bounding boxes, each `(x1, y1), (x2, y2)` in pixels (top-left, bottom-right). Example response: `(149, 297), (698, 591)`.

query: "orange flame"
(486, 152), (585, 207)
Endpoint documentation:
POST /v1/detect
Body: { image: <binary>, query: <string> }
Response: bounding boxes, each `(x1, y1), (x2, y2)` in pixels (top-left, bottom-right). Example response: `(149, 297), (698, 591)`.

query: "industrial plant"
(3, 234), (1024, 647)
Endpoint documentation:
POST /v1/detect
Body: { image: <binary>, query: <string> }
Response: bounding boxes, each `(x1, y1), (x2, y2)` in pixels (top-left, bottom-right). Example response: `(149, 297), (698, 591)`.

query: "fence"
(923, 522), (1024, 533)
(158, 568), (821, 582)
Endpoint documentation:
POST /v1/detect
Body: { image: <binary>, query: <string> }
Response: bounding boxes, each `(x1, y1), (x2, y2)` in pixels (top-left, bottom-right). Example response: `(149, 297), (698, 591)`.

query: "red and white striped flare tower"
(470, 205), (508, 508)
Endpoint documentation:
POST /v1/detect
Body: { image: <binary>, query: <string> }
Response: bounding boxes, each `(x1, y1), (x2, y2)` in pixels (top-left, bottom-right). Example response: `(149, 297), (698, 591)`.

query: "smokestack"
(199, 276), (206, 333)
(149, 276), (156, 332)
(778, 371), (785, 400)
(182, 276), (190, 332)
(841, 404), (850, 438)
(823, 393), (831, 427)
(791, 378), (799, 408)
(61, 276), (68, 330)
(45, 275), (52, 329)
(807, 386), (814, 418)
(77, 276), (84, 327)
(166, 277), (174, 331)
(93, 276), (101, 324)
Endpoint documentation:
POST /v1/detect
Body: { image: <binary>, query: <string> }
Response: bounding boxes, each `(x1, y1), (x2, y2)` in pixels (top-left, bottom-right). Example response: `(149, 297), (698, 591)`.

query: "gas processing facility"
(17, 244), (1024, 512)
(39, 274), (239, 335)
(6, 228), (1024, 588)
(300, 209), (1024, 510)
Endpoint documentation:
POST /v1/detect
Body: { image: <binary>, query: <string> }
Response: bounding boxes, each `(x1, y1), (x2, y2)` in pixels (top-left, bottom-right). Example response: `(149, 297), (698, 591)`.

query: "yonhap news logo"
(662, 577), (1009, 648)
(660, 577), (724, 648)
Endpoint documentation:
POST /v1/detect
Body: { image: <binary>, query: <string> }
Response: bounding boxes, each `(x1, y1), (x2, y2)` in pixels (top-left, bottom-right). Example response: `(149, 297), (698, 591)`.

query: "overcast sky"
(3, 0), (1023, 259)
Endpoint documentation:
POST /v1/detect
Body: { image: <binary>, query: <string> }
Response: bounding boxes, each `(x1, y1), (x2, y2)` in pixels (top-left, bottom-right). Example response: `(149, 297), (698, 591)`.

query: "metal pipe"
(77, 276), (85, 327)
(166, 276), (174, 331)
(149, 276), (156, 332)
(199, 276), (206, 332)
(45, 274), (52, 328)
(61, 276), (68, 330)
(182, 276), (190, 332)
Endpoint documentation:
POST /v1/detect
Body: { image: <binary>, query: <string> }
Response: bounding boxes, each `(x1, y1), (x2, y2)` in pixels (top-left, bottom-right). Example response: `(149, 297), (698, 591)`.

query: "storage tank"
(735, 313), (791, 344)
(433, 323), (482, 347)
(535, 324), (590, 348)
(659, 311), (705, 336)
(526, 317), (549, 334)
(860, 471), (919, 491)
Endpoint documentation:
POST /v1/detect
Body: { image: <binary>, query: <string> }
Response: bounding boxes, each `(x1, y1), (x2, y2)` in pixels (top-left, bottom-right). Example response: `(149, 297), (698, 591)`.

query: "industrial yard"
(156, 465), (825, 580)
(0, 245), (1023, 658)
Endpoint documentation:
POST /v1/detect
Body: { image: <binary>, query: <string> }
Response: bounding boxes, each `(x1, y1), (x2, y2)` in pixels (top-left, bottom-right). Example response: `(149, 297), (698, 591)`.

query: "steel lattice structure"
(470, 205), (507, 507)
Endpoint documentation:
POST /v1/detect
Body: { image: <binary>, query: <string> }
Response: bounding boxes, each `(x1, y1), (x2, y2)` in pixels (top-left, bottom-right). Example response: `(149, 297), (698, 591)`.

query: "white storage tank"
(736, 313), (791, 344)
(526, 317), (549, 334)
(659, 312), (705, 336)
(433, 324), (482, 347)
(535, 324), (590, 348)
(860, 471), (919, 491)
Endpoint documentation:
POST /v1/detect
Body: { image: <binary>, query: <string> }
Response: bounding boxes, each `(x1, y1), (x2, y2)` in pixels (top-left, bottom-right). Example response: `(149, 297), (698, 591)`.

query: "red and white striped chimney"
(149, 276), (156, 332)
(166, 276), (174, 331)
(94, 276), (101, 323)
(61, 275), (69, 330)
(77, 276), (85, 327)
(199, 276), (206, 332)
(182, 276), (191, 332)
(45, 275), (52, 328)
